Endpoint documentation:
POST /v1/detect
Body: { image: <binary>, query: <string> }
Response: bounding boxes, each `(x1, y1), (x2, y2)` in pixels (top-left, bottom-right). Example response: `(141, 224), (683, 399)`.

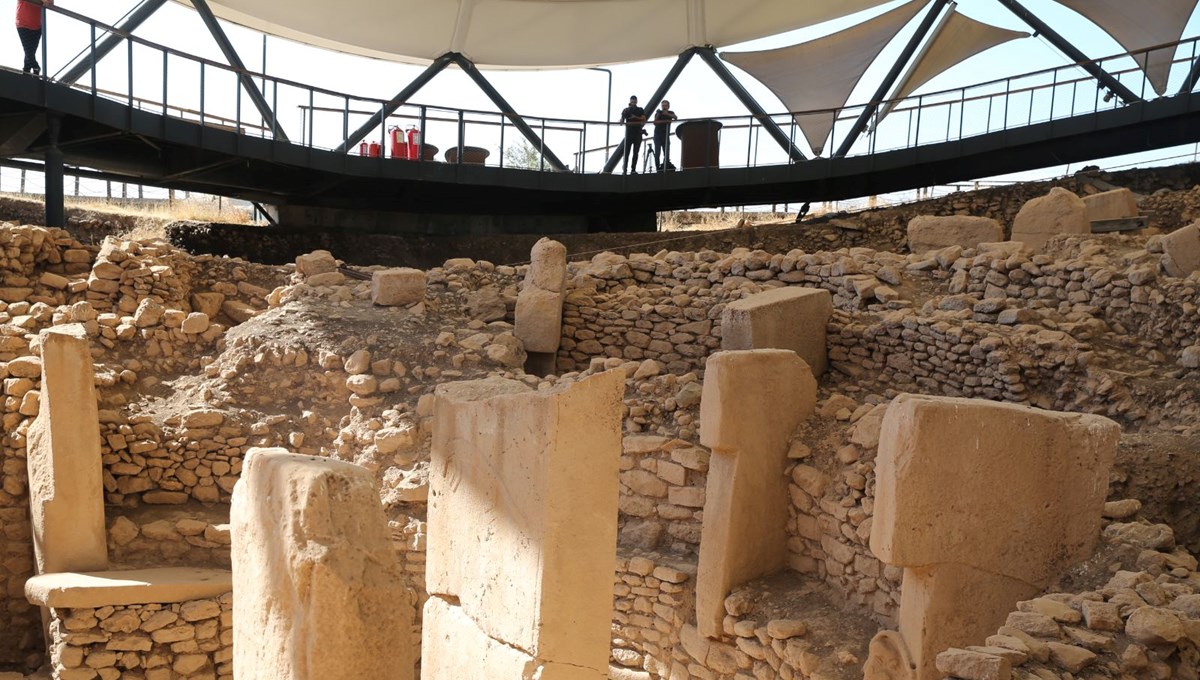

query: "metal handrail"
(29, 2), (1200, 172)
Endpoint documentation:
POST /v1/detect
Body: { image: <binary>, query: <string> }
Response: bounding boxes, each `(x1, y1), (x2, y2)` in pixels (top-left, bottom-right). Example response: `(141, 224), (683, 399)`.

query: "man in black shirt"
(652, 100), (678, 171)
(620, 96), (647, 175)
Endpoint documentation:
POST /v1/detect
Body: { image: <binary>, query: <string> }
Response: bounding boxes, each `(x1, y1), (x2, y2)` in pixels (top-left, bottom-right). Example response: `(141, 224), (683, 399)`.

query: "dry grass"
(64, 197), (254, 225)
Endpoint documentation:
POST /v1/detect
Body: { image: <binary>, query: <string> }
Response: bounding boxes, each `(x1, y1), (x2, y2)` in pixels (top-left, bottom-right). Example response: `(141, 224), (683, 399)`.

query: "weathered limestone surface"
(372, 267), (427, 306)
(1160, 222), (1200, 277)
(25, 567), (232, 607)
(867, 394), (1120, 680)
(907, 215), (1004, 255)
(26, 324), (108, 575)
(424, 370), (624, 679)
(1082, 188), (1139, 222)
(1010, 188), (1090, 250)
(720, 287), (832, 376)
(515, 238), (568, 353)
(231, 447), (417, 680)
(294, 249), (337, 277)
(695, 350), (817, 638)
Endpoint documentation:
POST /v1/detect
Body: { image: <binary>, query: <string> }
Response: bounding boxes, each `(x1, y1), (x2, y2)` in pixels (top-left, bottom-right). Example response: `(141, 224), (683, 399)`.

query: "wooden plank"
(1091, 216), (1148, 233)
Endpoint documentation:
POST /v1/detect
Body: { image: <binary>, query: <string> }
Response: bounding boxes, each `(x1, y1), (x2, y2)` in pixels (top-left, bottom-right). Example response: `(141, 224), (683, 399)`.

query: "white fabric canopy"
(176, 0), (897, 69)
(722, 0), (925, 155)
(1056, 0), (1198, 95)
(877, 10), (1028, 123)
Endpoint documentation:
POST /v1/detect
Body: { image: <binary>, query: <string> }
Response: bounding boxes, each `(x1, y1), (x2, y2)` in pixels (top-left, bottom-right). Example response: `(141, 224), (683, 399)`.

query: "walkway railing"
(25, 3), (1200, 174)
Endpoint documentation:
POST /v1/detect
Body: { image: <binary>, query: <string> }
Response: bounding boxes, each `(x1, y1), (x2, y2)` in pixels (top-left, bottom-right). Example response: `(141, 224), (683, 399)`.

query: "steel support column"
(190, 0), (289, 141)
(602, 48), (698, 174)
(333, 54), (454, 154)
(695, 47), (807, 163)
(450, 53), (570, 172)
(996, 0), (1141, 105)
(44, 116), (64, 228)
(59, 0), (168, 85)
(834, 0), (951, 158)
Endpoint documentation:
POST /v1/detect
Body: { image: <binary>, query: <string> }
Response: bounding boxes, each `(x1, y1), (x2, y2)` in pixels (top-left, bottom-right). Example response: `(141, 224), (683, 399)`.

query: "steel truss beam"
(58, 0), (168, 86)
(190, 0), (289, 141)
(334, 54), (454, 154)
(995, 0), (1141, 105)
(834, 0), (951, 158)
(695, 47), (808, 163)
(449, 53), (569, 173)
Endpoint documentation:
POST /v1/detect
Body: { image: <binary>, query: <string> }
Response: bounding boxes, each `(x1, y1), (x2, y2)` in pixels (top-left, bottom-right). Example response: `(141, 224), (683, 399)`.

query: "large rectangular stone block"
(695, 350), (816, 638)
(26, 325), (107, 574)
(1161, 222), (1200, 278)
(870, 394), (1119, 585)
(1082, 188), (1138, 222)
(424, 369), (624, 678)
(907, 216), (1004, 255)
(1010, 187), (1090, 250)
(231, 448), (417, 680)
(720, 287), (832, 376)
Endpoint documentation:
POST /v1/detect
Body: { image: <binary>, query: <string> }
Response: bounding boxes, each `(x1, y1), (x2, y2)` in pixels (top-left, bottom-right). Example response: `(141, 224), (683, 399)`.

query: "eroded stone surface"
(515, 238), (568, 353)
(26, 325), (108, 575)
(720, 287), (832, 376)
(695, 350), (816, 638)
(907, 216), (1004, 255)
(1010, 188), (1090, 250)
(232, 447), (417, 680)
(423, 369), (624, 679)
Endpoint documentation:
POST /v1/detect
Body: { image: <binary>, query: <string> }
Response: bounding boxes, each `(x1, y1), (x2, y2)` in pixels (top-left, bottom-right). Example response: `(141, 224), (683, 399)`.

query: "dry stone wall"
(46, 594), (232, 680)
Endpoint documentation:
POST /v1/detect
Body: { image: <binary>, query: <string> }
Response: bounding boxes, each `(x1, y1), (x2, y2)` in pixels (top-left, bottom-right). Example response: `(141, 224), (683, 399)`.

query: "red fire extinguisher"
(358, 141), (368, 156)
(368, 141), (382, 158)
(407, 126), (422, 161)
(389, 126), (406, 159)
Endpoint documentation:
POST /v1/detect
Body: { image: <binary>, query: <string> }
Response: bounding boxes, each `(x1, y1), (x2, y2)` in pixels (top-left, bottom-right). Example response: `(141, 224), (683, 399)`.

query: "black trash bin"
(675, 119), (723, 169)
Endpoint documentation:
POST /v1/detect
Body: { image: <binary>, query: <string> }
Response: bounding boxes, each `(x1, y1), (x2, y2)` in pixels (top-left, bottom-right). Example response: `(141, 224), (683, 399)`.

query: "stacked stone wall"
(47, 595), (233, 680)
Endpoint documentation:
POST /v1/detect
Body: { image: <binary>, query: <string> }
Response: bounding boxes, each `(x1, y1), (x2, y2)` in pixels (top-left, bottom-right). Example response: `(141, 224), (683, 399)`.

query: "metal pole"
(602, 48), (698, 174)
(190, 0), (290, 141)
(693, 47), (806, 162)
(1179, 44), (1200, 94)
(449, 53), (570, 172)
(834, 0), (951, 158)
(59, 0), (168, 85)
(44, 117), (65, 228)
(994, 0), (1140, 105)
(334, 54), (454, 154)
(588, 67), (613, 155)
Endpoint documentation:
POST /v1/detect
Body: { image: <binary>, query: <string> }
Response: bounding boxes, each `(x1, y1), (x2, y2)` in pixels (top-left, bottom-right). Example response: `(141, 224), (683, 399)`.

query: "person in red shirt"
(15, 0), (53, 75)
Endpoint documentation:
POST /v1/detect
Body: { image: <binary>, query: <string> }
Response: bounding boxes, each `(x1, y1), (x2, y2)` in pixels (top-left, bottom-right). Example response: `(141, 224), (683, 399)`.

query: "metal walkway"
(4, 4), (1200, 231)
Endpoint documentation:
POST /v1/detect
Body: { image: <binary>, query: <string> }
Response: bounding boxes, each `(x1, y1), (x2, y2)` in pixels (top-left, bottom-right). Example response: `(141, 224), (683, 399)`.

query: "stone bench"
(25, 567), (232, 608)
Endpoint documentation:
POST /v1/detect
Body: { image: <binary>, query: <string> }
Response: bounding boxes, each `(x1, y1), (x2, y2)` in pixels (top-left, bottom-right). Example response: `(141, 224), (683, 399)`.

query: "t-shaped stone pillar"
(865, 395), (1119, 680)
(421, 369), (624, 679)
(694, 349), (817, 638)
(231, 448), (417, 680)
(720, 287), (832, 376)
(514, 237), (568, 355)
(26, 324), (108, 575)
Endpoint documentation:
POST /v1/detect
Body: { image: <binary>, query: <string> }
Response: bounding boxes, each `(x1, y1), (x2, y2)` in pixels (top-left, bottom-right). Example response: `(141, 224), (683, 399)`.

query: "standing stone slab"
(231, 447), (416, 680)
(515, 238), (568, 354)
(1010, 187), (1090, 250)
(907, 215), (1004, 255)
(867, 394), (1119, 680)
(721, 287), (832, 376)
(423, 369), (624, 680)
(26, 325), (107, 574)
(695, 350), (817, 638)
(1160, 222), (1200, 278)
(1082, 188), (1139, 222)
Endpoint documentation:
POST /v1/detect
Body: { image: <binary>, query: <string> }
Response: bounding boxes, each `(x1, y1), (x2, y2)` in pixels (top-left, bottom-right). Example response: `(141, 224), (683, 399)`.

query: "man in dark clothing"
(652, 100), (677, 171)
(15, 0), (52, 75)
(620, 96), (646, 175)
